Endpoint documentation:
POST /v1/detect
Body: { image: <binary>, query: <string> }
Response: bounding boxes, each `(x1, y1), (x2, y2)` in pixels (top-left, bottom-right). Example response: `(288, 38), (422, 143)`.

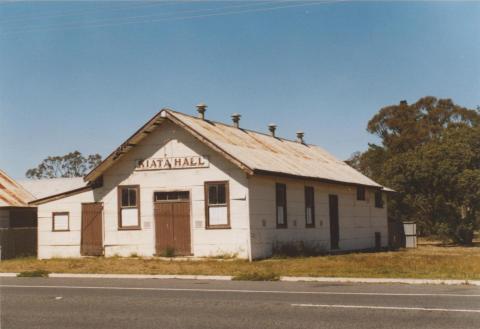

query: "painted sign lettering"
(135, 156), (209, 171)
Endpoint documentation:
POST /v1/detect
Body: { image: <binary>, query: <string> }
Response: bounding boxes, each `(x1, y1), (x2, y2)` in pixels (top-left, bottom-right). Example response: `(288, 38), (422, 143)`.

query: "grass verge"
(1, 245), (479, 280)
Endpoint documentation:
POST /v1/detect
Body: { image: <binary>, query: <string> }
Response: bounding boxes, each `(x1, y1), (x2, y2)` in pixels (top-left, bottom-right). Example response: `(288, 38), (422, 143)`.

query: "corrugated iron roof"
(18, 177), (87, 200)
(85, 108), (384, 189)
(168, 110), (382, 187)
(0, 169), (34, 207)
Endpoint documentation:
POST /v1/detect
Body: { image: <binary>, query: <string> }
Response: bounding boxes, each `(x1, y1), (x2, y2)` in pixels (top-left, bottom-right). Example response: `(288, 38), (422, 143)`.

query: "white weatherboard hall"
(33, 105), (389, 260)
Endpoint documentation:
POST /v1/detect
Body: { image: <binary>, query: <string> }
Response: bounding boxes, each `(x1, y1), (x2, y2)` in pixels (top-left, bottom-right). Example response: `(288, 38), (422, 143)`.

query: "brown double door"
(154, 191), (191, 256)
(81, 203), (103, 256)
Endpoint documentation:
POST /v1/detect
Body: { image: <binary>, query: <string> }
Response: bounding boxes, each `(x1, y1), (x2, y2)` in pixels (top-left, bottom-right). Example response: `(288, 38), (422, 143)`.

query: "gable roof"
(0, 169), (34, 207)
(85, 108), (383, 189)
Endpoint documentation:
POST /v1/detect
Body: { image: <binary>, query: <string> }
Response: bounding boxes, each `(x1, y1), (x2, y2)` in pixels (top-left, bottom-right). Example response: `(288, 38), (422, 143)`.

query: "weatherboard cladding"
(85, 109), (382, 189)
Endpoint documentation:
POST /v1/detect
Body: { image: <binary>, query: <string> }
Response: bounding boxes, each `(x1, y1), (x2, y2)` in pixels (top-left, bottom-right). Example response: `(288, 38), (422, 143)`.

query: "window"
(305, 186), (315, 227)
(357, 186), (366, 201)
(374, 191), (383, 208)
(154, 191), (189, 202)
(276, 183), (287, 228)
(52, 212), (69, 231)
(118, 185), (140, 229)
(205, 181), (230, 228)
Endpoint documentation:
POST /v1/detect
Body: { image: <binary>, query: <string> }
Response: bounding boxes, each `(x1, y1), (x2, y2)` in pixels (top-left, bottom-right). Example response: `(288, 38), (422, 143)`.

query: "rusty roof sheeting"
(167, 111), (382, 187)
(0, 169), (34, 207)
(85, 108), (383, 188)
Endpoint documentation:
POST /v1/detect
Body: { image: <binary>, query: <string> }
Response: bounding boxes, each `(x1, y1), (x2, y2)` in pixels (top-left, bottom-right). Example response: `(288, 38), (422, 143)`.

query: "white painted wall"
(37, 190), (94, 259)
(36, 120), (387, 260)
(96, 121), (250, 258)
(248, 176), (388, 259)
(38, 121), (251, 259)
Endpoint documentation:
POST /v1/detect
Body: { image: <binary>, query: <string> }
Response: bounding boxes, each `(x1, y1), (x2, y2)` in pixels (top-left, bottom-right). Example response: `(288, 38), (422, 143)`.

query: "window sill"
(206, 225), (231, 230)
(52, 229), (70, 232)
(118, 226), (142, 231)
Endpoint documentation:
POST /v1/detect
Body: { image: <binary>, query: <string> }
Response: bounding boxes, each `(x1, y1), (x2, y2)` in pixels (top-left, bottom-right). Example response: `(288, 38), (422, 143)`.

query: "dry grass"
(1, 245), (479, 280)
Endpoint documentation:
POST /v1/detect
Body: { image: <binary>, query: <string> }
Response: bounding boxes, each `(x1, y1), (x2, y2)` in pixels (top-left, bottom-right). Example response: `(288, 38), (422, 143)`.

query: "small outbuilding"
(31, 106), (390, 260)
(0, 169), (37, 259)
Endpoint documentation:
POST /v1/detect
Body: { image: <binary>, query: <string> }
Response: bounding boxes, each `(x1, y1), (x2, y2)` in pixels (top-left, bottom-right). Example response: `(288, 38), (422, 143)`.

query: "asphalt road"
(1, 277), (480, 329)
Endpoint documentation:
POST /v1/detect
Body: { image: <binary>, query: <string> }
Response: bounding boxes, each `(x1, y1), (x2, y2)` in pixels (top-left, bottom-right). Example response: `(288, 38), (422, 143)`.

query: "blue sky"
(1, 1), (479, 179)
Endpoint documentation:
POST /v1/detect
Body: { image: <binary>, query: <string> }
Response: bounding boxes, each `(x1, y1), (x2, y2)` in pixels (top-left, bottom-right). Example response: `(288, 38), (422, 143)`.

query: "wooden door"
(154, 192), (191, 256)
(81, 203), (103, 256)
(329, 195), (339, 250)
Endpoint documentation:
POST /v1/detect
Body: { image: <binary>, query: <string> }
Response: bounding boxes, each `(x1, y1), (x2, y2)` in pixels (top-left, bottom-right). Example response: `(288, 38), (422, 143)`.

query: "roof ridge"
(81, 106), (382, 189)
(164, 108), (320, 147)
(19, 176), (85, 181)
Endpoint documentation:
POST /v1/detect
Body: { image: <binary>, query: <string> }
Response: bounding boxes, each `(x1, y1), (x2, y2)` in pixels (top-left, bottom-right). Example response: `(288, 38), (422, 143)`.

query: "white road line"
(1, 284), (480, 298)
(291, 303), (480, 313)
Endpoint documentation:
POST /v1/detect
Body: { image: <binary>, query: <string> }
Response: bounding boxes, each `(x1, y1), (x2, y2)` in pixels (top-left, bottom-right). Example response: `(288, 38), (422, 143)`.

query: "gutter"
(29, 186), (94, 206)
(252, 169), (383, 190)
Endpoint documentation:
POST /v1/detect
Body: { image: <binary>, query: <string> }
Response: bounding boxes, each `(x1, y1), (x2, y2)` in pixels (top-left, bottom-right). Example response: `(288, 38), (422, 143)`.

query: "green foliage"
(17, 269), (50, 277)
(160, 247), (175, 258)
(232, 271), (280, 281)
(272, 241), (327, 258)
(348, 97), (480, 244)
(26, 151), (102, 179)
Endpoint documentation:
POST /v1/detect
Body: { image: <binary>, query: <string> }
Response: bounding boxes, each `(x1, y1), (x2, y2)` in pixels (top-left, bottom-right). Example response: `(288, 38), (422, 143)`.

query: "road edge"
(1, 272), (479, 286)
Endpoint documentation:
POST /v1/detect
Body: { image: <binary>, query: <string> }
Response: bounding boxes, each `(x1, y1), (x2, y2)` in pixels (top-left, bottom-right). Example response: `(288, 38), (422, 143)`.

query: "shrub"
(272, 241), (327, 258)
(160, 247), (175, 258)
(17, 269), (50, 278)
(232, 271), (279, 281)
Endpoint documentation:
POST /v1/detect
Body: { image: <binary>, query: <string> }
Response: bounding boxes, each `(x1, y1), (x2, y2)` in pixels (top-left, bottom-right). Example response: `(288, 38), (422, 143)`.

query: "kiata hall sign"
(135, 156), (209, 171)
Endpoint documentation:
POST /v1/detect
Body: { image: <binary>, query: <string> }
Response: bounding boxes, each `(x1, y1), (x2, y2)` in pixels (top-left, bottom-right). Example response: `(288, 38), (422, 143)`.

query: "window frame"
(204, 181), (230, 229)
(154, 191), (190, 202)
(117, 185), (141, 230)
(374, 190), (384, 208)
(52, 212), (70, 232)
(276, 183), (287, 229)
(356, 186), (366, 201)
(304, 186), (315, 228)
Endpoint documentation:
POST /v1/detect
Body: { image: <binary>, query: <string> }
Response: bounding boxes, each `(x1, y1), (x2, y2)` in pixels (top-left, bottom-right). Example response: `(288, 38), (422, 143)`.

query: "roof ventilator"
(268, 124), (277, 137)
(196, 103), (207, 120)
(231, 113), (241, 128)
(296, 131), (305, 144)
